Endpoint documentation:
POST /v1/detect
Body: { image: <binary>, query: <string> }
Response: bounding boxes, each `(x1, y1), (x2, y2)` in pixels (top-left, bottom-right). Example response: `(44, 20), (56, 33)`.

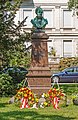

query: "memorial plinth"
(27, 32), (51, 95)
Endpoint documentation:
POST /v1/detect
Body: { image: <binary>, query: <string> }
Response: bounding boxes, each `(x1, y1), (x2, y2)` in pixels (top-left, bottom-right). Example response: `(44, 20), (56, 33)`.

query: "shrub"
(59, 57), (78, 71)
(0, 73), (15, 97)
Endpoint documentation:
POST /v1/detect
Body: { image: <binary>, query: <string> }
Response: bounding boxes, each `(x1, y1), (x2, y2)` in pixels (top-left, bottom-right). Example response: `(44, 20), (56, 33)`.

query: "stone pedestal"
(27, 32), (51, 95)
(31, 32), (48, 67)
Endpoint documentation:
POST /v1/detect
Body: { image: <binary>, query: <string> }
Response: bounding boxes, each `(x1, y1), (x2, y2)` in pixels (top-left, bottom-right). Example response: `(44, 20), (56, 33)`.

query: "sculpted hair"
(35, 7), (43, 14)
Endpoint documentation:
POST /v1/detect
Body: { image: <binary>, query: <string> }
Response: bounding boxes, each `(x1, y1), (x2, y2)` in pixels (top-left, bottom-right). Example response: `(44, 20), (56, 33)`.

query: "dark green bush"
(0, 73), (16, 97)
(0, 72), (28, 97)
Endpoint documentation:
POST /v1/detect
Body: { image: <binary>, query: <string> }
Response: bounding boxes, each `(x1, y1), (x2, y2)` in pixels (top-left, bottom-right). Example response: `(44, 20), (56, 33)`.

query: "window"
(63, 10), (72, 28)
(44, 10), (53, 27)
(23, 10), (32, 27)
(65, 68), (74, 73)
(63, 40), (72, 57)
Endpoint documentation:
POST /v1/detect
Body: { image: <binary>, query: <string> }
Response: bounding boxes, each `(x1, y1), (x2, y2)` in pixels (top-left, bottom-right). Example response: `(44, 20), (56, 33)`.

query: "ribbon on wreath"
(20, 98), (30, 109)
(53, 96), (60, 109)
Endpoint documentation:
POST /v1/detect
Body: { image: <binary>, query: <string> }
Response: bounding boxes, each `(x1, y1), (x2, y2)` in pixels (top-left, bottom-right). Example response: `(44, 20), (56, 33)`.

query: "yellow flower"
(35, 98), (39, 102)
(28, 96), (31, 100)
(24, 94), (28, 98)
(44, 93), (48, 98)
(44, 102), (48, 106)
(21, 88), (25, 91)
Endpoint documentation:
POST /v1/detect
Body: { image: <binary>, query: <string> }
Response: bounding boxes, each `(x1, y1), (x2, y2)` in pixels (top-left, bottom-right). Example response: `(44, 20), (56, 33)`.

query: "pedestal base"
(27, 67), (51, 95)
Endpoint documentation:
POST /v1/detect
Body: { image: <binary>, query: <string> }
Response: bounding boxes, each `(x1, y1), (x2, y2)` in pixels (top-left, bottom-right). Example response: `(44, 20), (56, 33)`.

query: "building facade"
(14, 0), (78, 62)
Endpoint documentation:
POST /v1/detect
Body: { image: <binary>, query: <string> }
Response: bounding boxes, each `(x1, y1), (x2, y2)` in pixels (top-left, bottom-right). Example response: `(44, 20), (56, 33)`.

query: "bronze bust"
(31, 7), (48, 31)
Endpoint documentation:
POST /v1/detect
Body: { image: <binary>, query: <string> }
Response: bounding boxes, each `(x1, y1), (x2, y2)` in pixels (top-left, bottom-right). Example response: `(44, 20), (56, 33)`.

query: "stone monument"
(27, 7), (51, 95)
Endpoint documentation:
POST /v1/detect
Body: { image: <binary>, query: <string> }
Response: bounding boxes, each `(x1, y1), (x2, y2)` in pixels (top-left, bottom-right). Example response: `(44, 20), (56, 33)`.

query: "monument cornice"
(34, 3), (67, 7)
(31, 32), (49, 39)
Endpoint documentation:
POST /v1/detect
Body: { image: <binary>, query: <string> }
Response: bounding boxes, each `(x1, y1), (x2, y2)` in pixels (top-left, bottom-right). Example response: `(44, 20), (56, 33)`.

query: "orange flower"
(29, 91), (32, 95)
(24, 94), (28, 98)
(21, 88), (25, 91)
(32, 98), (34, 101)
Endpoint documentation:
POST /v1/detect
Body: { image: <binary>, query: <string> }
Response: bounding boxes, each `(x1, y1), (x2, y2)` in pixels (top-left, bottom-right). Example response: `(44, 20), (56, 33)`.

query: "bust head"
(31, 7), (48, 30)
(35, 7), (43, 18)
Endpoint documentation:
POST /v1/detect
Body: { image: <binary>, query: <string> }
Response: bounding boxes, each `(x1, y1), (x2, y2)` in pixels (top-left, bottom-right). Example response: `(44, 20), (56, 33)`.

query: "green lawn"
(0, 97), (78, 120)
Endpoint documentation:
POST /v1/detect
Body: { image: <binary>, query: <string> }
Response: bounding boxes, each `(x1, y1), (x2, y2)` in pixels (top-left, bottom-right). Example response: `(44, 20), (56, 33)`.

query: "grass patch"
(0, 97), (78, 120)
(59, 84), (78, 95)
(0, 84), (78, 120)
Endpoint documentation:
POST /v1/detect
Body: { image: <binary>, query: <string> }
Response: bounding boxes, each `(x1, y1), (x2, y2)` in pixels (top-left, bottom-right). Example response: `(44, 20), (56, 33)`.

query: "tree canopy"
(0, 0), (31, 70)
(68, 0), (78, 9)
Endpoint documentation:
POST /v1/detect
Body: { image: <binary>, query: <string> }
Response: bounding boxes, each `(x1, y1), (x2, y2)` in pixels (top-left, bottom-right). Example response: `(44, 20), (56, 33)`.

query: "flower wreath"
(15, 87), (65, 109)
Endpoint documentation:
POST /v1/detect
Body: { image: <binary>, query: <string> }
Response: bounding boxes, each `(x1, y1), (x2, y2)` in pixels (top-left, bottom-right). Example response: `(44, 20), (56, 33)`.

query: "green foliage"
(68, 0), (78, 9)
(60, 84), (78, 95)
(48, 47), (56, 56)
(0, 73), (15, 97)
(6, 46), (31, 68)
(0, 0), (31, 70)
(59, 57), (78, 71)
(0, 71), (28, 97)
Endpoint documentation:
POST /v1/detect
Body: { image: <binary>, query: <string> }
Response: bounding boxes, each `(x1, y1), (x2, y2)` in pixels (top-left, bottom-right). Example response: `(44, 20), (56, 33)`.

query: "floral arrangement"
(38, 88), (65, 108)
(15, 87), (65, 109)
(48, 88), (65, 109)
(15, 87), (38, 108)
(48, 88), (65, 100)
